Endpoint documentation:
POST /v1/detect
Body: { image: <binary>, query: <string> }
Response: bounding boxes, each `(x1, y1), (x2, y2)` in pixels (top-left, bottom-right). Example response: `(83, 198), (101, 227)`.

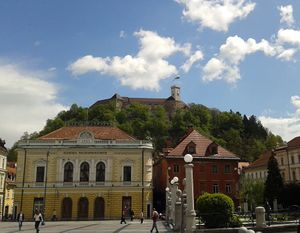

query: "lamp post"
(184, 154), (196, 233)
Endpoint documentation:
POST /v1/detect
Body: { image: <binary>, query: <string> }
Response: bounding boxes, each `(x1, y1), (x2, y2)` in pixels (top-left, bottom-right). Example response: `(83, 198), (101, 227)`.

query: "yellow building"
(15, 126), (153, 221)
(4, 163), (17, 220)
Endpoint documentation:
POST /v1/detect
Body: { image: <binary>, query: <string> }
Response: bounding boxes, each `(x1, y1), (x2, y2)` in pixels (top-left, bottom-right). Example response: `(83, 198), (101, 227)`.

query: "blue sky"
(1, 0), (300, 147)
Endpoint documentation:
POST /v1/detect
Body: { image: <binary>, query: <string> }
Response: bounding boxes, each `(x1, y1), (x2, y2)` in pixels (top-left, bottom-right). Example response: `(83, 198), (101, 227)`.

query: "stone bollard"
(174, 189), (182, 231)
(255, 206), (266, 228)
(238, 226), (248, 233)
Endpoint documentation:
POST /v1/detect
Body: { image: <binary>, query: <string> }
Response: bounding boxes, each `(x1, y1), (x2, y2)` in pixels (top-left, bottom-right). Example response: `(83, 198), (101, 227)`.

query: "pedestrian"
(120, 210), (126, 224)
(34, 209), (43, 233)
(140, 211), (144, 224)
(130, 209), (134, 221)
(150, 208), (159, 233)
(51, 209), (57, 221)
(17, 211), (25, 231)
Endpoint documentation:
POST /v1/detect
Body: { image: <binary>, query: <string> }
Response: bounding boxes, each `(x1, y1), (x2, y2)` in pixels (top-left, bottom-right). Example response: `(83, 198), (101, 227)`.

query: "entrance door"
(122, 196), (131, 218)
(61, 197), (72, 220)
(94, 197), (105, 219)
(78, 197), (89, 220)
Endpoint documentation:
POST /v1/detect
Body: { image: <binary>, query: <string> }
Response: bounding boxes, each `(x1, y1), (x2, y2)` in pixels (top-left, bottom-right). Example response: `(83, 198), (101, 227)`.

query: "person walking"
(130, 209), (134, 221)
(150, 208), (159, 233)
(34, 209), (43, 233)
(120, 210), (126, 224)
(17, 211), (25, 231)
(140, 211), (144, 224)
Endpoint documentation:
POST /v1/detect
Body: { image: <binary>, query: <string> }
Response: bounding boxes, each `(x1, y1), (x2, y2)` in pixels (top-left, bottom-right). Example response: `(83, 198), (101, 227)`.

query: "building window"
(225, 184), (231, 193)
(96, 162), (105, 182)
(282, 172), (285, 181)
(36, 166), (45, 182)
(33, 197), (44, 213)
(292, 170), (296, 181)
(213, 184), (219, 193)
(173, 164), (179, 173)
(187, 145), (196, 154)
(123, 166), (131, 182)
(298, 155), (300, 164)
(291, 156), (295, 164)
(80, 162), (90, 182)
(64, 162), (73, 182)
(200, 182), (205, 194)
(281, 157), (284, 165)
(212, 165), (218, 174)
(224, 164), (231, 173)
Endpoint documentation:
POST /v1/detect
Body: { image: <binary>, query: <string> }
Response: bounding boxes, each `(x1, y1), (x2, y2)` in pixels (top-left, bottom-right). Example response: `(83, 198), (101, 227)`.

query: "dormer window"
(185, 141), (196, 154)
(205, 142), (218, 156)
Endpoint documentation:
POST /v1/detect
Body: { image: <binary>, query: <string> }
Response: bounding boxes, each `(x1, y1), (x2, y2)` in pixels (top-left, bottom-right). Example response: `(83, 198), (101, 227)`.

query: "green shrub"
(196, 192), (235, 228)
(229, 214), (242, 227)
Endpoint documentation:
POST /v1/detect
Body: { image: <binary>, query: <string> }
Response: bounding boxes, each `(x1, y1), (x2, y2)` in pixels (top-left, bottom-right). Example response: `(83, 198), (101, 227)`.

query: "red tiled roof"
(287, 136), (300, 148)
(39, 126), (136, 140)
(167, 129), (238, 159)
(245, 151), (272, 169)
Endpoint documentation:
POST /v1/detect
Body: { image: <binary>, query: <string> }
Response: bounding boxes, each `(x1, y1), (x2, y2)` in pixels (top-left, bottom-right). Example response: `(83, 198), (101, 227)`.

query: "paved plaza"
(0, 220), (171, 233)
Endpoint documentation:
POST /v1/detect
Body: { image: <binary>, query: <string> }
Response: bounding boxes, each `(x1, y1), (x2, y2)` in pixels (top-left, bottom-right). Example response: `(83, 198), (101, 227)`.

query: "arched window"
(64, 162), (73, 182)
(80, 162), (89, 182)
(96, 162), (105, 182)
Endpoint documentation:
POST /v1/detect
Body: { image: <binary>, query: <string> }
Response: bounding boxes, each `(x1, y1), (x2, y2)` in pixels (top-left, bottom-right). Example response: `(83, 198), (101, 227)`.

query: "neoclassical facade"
(0, 139), (7, 219)
(15, 126), (153, 221)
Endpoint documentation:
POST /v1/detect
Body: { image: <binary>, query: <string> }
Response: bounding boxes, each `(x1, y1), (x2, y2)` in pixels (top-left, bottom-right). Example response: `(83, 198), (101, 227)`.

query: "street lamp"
(184, 154), (196, 233)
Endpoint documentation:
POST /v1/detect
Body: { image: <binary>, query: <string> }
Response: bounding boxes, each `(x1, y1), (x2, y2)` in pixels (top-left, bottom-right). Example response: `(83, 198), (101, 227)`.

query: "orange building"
(153, 129), (240, 213)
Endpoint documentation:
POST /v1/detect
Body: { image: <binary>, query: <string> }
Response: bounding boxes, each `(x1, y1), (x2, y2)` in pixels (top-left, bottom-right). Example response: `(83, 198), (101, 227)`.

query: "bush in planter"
(196, 192), (235, 228)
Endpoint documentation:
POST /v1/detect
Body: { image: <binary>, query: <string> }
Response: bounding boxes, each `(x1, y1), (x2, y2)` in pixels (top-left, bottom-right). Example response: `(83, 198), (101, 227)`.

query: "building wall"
(276, 148), (300, 183)
(15, 144), (153, 221)
(0, 149), (7, 219)
(164, 158), (239, 205)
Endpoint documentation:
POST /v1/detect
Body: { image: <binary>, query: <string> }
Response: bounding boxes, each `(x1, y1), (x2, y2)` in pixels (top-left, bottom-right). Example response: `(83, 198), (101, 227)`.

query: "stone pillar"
(165, 188), (170, 223)
(185, 163), (196, 233)
(255, 206), (266, 228)
(181, 178), (187, 232)
(273, 199), (278, 212)
(174, 189), (182, 231)
(243, 201), (248, 213)
(170, 181), (177, 225)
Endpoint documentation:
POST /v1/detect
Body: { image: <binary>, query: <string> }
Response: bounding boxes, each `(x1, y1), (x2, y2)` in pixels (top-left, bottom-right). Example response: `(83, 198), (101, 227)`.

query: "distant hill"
(8, 102), (283, 162)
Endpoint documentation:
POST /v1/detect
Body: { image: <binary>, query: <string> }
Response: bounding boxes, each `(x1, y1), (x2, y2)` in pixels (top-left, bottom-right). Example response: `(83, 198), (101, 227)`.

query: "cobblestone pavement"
(0, 220), (172, 233)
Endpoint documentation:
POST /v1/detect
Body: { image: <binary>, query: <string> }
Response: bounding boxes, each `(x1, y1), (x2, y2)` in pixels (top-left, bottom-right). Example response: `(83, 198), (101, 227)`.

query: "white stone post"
(174, 189), (182, 231)
(255, 206), (266, 228)
(165, 187), (170, 223)
(170, 176), (179, 226)
(184, 154), (196, 233)
(273, 199), (278, 212)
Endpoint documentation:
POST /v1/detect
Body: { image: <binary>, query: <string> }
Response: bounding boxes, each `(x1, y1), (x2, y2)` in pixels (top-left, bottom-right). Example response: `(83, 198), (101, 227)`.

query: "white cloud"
(0, 63), (67, 147)
(68, 29), (193, 91)
(203, 36), (279, 83)
(176, 0), (256, 32)
(259, 96), (300, 142)
(279, 5), (294, 27)
(120, 30), (126, 38)
(202, 32), (300, 83)
(181, 50), (203, 72)
(277, 29), (300, 47)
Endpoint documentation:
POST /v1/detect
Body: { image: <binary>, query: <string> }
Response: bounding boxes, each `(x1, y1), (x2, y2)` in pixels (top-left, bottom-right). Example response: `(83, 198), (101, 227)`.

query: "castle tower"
(171, 85), (181, 101)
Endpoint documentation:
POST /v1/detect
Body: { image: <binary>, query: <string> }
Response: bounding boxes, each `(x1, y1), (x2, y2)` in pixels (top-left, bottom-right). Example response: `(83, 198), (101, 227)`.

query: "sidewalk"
(0, 219), (172, 233)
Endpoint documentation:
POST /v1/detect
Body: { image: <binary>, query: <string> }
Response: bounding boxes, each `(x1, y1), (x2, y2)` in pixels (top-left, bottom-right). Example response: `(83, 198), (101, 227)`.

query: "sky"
(1, 0), (300, 148)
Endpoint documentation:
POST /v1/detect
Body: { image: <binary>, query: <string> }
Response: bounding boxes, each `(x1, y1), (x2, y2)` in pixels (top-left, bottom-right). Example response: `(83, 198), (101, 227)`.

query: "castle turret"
(171, 85), (181, 101)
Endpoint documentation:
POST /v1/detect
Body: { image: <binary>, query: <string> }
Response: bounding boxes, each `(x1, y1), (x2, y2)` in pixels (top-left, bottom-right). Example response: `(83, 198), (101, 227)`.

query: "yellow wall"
(15, 143), (153, 221)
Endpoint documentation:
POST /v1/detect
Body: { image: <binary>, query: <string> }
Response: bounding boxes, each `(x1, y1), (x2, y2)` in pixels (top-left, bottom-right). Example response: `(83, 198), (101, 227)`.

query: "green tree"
(240, 177), (265, 210)
(196, 193), (235, 228)
(264, 154), (284, 205)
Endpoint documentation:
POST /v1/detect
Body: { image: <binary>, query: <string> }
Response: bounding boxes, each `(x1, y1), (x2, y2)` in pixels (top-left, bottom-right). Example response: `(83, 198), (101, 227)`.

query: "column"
(185, 162), (196, 232)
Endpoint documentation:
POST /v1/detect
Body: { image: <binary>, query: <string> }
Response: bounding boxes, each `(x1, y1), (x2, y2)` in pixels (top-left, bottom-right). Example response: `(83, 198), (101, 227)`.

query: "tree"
(196, 193), (235, 228)
(264, 154), (284, 206)
(240, 177), (265, 210)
